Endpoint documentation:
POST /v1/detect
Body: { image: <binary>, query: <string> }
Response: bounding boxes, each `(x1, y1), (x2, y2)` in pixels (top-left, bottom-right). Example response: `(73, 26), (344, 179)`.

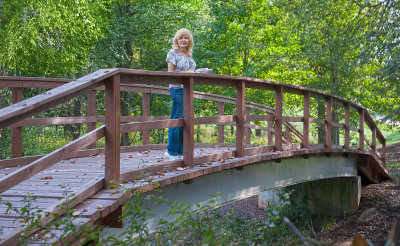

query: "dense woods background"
(0, 0), (399, 158)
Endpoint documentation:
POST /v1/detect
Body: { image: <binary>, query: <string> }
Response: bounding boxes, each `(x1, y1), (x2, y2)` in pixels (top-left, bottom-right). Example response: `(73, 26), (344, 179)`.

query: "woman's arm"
(167, 62), (175, 72)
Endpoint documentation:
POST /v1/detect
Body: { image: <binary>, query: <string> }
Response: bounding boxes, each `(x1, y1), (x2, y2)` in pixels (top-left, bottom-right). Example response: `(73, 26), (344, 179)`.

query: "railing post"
(105, 75), (121, 187)
(344, 103), (350, 150)
(274, 86), (283, 151)
(382, 141), (386, 168)
(245, 107), (251, 145)
(371, 126), (376, 155)
(326, 97), (332, 148)
(303, 91), (310, 149)
(183, 77), (194, 167)
(11, 87), (23, 158)
(236, 80), (245, 157)
(218, 102), (224, 143)
(142, 92), (150, 145)
(87, 90), (96, 149)
(359, 109), (364, 150)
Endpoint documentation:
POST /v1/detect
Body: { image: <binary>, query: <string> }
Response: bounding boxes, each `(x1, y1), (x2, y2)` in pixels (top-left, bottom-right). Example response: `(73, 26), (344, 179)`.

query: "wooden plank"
(274, 86), (283, 151)
(218, 102), (224, 143)
(0, 178), (104, 246)
(332, 122), (344, 128)
(120, 119), (183, 133)
(236, 81), (245, 157)
(0, 126), (105, 193)
(309, 118), (325, 125)
(326, 97), (332, 148)
(282, 116), (303, 122)
(87, 90), (97, 149)
(193, 115), (235, 125)
(303, 92), (310, 149)
(105, 75), (121, 187)
(0, 69), (118, 129)
(183, 77), (194, 167)
(246, 114), (275, 122)
(142, 93), (150, 145)
(11, 87), (23, 158)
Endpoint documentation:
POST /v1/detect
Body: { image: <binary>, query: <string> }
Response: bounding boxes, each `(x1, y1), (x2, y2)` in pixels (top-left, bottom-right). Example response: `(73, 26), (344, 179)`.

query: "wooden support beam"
(326, 97), (332, 148)
(11, 87), (23, 158)
(87, 90), (96, 149)
(303, 92), (310, 149)
(236, 80), (245, 157)
(359, 109), (364, 150)
(183, 77), (194, 167)
(218, 102), (224, 143)
(105, 75), (121, 187)
(142, 93), (150, 145)
(275, 86), (283, 151)
(103, 205), (123, 228)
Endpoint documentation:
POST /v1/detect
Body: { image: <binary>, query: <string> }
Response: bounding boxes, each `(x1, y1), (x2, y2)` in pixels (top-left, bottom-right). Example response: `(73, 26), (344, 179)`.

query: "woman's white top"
(166, 49), (196, 88)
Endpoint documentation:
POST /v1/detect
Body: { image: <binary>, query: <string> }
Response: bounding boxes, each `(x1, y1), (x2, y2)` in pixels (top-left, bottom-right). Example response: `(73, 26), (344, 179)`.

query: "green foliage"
(0, 0), (111, 77)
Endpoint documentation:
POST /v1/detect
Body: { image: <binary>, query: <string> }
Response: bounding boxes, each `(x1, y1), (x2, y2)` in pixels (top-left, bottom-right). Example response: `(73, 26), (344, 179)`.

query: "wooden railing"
(0, 68), (386, 190)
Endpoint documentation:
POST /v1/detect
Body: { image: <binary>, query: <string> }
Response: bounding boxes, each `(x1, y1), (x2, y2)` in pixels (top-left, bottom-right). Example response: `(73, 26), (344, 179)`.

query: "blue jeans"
(167, 88), (183, 156)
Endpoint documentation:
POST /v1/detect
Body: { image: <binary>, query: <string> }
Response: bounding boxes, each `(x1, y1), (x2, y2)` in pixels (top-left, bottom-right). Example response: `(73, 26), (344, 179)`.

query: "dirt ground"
(317, 142), (400, 245)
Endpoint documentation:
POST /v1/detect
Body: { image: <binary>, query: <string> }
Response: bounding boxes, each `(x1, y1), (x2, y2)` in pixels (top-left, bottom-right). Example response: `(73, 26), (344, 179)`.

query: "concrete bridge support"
(258, 176), (361, 216)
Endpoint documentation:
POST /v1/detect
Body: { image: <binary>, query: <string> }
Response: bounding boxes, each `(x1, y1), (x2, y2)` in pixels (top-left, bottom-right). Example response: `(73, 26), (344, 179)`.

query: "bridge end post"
(183, 77), (194, 167)
(236, 80), (245, 157)
(105, 75), (121, 187)
(274, 86), (283, 151)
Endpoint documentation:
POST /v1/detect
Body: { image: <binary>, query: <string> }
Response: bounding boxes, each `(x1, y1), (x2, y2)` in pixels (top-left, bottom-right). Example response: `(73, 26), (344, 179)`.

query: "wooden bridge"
(0, 69), (390, 245)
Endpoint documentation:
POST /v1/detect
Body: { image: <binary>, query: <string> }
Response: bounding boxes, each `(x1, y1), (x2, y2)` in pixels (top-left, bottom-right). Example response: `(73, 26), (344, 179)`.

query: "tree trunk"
(120, 92), (130, 146)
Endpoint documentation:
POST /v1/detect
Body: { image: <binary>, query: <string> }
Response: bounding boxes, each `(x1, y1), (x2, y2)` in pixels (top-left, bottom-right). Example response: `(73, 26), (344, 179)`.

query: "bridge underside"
(104, 152), (369, 234)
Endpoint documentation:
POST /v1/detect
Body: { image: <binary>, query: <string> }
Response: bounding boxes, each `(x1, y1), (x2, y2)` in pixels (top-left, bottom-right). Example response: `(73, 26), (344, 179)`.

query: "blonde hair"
(172, 28), (194, 56)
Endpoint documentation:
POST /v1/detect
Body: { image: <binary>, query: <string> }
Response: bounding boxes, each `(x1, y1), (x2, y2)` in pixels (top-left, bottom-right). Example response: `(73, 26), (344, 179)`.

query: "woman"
(165, 28), (196, 161)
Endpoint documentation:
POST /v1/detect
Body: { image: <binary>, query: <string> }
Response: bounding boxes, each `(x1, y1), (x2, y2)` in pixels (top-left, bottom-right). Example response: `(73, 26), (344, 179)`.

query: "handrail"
(0, 68), (387, 189)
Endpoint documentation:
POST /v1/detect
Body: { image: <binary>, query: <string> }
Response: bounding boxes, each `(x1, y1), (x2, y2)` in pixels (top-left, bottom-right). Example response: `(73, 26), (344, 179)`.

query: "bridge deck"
(0, 146), (231, 244)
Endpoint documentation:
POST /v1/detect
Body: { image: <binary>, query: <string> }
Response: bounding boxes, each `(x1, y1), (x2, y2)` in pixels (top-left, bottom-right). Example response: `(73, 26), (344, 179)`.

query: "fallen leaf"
(40, 176), (53, 180)
(72, 211), (81, 216)
(128, 154), (133, 158)
(70, 160), (76, 164)
(177, 167), (185, 171)
(44, 182), (49, 184)
(97, 204), (103, 209)
(82, 209), (88, 212)
(37, 231), (52, 239)
(104, 70), (109, 73)
(157, 159), (162, 162)
(18, 219), (25, 223)
(158, 173), (166, 177)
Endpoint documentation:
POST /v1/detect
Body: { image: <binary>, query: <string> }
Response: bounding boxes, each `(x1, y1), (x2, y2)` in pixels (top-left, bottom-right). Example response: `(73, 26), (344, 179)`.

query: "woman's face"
(177, 35), (190, 49)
